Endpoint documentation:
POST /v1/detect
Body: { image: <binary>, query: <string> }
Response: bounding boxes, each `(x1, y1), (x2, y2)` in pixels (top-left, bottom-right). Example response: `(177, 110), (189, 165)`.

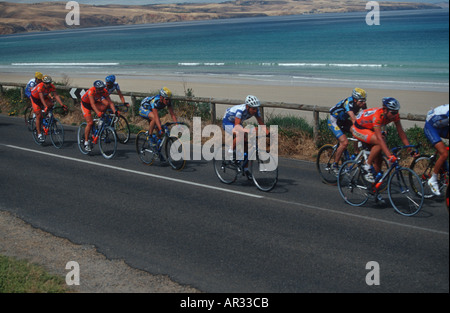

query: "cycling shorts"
(424, 121), (449, 146)
(350, 125), (375, 144)
(222, 119), (238, 135)
(138, 106), (152, 119)
(31, 96), (49, 113)
(328, 116), (352, 139)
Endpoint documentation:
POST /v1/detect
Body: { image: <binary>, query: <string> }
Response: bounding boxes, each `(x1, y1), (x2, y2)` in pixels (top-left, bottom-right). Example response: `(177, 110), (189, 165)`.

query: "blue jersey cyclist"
(424, 103), (449, 196)
(139, 87), (177, 136)
(104, 75), (128, 108)
(222, 95), (268, 177)
(328, 88), (367, 172)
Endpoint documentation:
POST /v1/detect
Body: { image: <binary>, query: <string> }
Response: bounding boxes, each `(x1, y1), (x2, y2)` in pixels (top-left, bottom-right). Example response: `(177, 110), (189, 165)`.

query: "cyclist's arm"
(105, 94), (116, 114)
(152, 108), (163, 131)
(90, 95), (103, 117)
(52, 92), (64, 107)
(394, 120), (416, 155)
(168, 106), (177, 123)
(255, 116), (269, 135)
(347, 111), (357, 124)
(117, 89), (126, 104)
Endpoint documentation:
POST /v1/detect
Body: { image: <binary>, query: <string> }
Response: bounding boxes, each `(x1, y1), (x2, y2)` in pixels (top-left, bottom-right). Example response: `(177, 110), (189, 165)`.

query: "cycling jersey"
(25, 78), (38, 98)
(105, 82), (120, 95)
(354, 107), (400, 130)
(426, 104), (449, 129)
(81, 87), (109, 109)
(223, 104), (261, 126)
(139, 95), (172, 119)
(329, 96), (361, 121)
(140, 95), (170, 110)
(31, 82), (56, 100)
(424, 104), (449, 145)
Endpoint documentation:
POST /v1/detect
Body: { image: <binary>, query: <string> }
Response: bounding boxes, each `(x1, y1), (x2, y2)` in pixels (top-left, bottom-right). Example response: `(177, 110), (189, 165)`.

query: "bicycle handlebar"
(391, 144), (420, 155)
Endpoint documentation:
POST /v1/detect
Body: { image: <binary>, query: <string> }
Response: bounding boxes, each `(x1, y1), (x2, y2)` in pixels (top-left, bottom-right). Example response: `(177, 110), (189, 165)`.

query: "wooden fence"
(0, 81), (427, 143)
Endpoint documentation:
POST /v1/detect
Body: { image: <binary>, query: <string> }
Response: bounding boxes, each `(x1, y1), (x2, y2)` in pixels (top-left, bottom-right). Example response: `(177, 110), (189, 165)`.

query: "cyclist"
(423, 103), (449, 196)
(351, 97), (416, 183)
(139, 87), (177, 137)
(25, 72), (43, 99)
(222, 95), (268, 178)
(80, 80), (117, 151)
(328, 88), (367, 173)
(104, 74), (129, 108)
(30, 75), (65, 143)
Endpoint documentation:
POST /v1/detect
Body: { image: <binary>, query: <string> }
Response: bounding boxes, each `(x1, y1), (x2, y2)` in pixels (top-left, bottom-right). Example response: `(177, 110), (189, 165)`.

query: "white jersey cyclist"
(222, 103), (261, 133)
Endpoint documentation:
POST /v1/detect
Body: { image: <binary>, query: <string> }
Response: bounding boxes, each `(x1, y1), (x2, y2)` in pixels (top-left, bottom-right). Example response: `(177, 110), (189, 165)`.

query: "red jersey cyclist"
(30, 75), (65, 143)
(81, 80), (117, 151)
(351, 97), (417, 183)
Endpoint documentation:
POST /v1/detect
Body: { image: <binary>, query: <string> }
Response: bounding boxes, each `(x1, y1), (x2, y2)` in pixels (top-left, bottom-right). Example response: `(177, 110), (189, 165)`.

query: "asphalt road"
(0, 114), (448, 293)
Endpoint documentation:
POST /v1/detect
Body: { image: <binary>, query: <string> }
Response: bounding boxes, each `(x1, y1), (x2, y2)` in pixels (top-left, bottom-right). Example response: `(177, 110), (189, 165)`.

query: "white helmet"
(245, 95), (260, 108)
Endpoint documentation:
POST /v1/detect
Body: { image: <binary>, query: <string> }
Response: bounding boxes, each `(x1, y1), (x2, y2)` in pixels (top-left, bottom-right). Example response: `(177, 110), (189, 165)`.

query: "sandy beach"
(1, 71), (448, 128)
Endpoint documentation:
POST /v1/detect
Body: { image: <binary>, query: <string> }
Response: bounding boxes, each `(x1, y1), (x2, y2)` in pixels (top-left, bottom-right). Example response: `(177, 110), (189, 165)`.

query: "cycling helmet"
(94, 80), (106, 89)
(352, 88), (367, 101)
(382, 97), (400, 111)
(159, 87), (172, 99)
(42, 75), (52, 84)
(35, 72), (43, 80)
(105, 75), (116, 83)
(245, 95), (260, 108)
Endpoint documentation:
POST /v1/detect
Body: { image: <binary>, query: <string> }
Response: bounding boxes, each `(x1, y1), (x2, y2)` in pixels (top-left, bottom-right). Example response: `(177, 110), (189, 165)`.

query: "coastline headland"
(0, 0), (443, 35)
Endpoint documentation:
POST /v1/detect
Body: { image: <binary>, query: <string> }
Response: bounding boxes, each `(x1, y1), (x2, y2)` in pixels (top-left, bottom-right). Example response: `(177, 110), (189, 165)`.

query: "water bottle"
(350, 154), (356, 160)
(42, 118), (48, 126)
(375, 171), (383, 182)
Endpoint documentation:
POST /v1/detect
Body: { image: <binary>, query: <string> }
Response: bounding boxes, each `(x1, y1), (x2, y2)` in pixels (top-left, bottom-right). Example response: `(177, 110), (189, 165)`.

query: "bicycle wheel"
(24, 105), (34, 131)
(213, 145), (238, 184)
(165, 136), (186, 171)
(316, 144), (343, 185)
(136, 130), (157, 165)
(388, 167), (424, 216)
(114, 115), (130, 144)
(250, 149), (278, 192)
(410, 155), (436, 199)
(77, 122), (92, 155)
(337, 160), (370, 206)
(99, 126), (117, 159)
(49, 118), (64, 149)
(31, 117), (45, 145)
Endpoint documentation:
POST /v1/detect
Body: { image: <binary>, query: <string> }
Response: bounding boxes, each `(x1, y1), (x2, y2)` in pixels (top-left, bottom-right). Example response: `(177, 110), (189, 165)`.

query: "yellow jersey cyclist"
(139, 87), (178, 137)
(328, 88), (367, 173)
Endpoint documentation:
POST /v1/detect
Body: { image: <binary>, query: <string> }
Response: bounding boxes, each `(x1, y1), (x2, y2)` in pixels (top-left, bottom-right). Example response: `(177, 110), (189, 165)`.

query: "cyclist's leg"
(328, 117), (347, 164)
(81, 105), (94, 142)
(31, 98), (43, 136)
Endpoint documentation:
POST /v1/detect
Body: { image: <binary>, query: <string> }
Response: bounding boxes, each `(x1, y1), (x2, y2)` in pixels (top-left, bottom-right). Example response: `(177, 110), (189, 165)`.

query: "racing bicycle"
(337, 145), (423, 216)
(77, 113), (118, 159)
(31, 107), (65, 149)
(136, 122), (187, 171)
(409, 147), (449, 199)
(317, 137), (389, 185)
(213, 135), (278, 192)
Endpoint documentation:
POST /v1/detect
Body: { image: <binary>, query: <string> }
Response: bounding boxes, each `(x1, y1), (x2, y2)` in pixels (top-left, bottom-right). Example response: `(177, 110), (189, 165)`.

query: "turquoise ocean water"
(0, 9), (448, 91)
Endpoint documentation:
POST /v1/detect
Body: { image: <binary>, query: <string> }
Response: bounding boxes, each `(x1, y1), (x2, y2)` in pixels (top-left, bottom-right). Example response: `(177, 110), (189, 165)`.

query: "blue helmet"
(105, 75), (116, 83)
(382, 97), (400, 111)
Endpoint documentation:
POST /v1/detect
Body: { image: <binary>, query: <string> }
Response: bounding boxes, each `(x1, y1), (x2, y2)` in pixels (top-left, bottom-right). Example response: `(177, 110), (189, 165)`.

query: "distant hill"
(0, 0), (442, 35)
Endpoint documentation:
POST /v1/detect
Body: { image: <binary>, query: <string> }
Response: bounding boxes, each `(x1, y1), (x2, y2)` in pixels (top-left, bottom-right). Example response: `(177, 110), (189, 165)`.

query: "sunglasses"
(389, 110), (399, 115)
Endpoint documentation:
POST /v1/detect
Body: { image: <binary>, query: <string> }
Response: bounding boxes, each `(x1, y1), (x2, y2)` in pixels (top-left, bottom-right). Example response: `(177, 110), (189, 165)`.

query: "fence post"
(313, 108), (319, 146)
(131, 95), (136, 118)
(210, 101), (216, 124)
(0, 85), (3, 96)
